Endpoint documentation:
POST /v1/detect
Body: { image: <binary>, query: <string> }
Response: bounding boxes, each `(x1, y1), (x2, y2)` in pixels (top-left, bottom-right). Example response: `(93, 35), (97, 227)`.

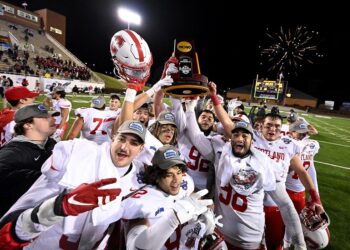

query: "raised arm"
(170, 96), (187, 134)
(208, 82), (234, 136)
(154, 58), (179, 117)
(185, 99), (214, 161)
(112, 88), (138, 134)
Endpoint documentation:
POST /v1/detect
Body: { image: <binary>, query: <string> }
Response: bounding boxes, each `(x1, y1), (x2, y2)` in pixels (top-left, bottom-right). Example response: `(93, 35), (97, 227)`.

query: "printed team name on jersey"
(255, 147), (285, 163)
(301, 154), (313, 161)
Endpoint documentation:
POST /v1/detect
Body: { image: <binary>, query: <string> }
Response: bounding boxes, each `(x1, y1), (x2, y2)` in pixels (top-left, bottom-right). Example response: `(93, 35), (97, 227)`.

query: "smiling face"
(109, 98), (121, 110)
(133, 108), (150, 125)
(156, 165), (184, 195)
(110, 133), (144, 167)
(230, 129), (253, 157)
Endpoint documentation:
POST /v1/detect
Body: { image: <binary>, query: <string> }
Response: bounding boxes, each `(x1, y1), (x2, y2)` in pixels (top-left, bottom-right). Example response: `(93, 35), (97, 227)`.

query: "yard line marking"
(315, 115), (332, 119)
(72, 100), (90, 103)
(308, 118), (350, 137)
(315, 160), (350, 170)
(318, 140), (350, 148)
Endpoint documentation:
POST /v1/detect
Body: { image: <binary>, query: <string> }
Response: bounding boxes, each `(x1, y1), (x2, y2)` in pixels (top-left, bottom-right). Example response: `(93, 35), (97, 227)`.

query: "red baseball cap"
(5, 86), (39, 101)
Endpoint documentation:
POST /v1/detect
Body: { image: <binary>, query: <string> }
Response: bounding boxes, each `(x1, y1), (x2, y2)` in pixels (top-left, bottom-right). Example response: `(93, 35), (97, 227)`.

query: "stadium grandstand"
(0, 0), (104, 92)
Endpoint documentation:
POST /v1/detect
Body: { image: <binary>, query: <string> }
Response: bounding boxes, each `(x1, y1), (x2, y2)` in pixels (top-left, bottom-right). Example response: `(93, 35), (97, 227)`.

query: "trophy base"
(163, 74), (209, 98)
(163, 84), (209, 98)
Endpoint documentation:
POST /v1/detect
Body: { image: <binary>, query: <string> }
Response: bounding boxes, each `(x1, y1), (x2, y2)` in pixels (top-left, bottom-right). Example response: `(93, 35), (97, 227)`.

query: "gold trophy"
(162, 40), (209, 98)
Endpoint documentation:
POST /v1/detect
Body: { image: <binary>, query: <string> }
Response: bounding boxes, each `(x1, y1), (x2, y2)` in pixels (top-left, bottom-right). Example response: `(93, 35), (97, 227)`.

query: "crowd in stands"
(34, 56), (91, 80)
(1, 23), (92, 81)
(1, 46), (92, 81)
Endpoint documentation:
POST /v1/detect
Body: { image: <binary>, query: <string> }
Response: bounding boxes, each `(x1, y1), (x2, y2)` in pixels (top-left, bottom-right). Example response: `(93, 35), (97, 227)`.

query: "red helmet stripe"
(125, 30), (145, 62)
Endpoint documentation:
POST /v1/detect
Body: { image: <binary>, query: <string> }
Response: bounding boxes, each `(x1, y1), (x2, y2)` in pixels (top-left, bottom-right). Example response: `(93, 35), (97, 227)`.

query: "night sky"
(6, 0), (350, 106)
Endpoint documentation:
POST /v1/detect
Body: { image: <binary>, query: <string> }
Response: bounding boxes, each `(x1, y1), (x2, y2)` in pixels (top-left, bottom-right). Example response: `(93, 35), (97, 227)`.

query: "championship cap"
(152, 145), (187, 170)
(157, 111), (177, 127)
(289, 120), (309, 133)
(117, 120), (146, 143)
(91, 96), (106, 109)
(232, 121), (253, 136)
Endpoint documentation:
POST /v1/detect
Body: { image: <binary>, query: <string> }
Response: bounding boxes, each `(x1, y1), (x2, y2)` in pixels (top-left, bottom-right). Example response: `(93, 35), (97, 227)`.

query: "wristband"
(309, 188), (321, 205)
(124, 89), (137, 103)
(211, 95), (221, 106)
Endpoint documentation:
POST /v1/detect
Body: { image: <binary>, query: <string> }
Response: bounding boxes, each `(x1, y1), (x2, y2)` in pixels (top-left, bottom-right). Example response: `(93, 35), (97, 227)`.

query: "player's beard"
(232, 141), (252, 158)
(200, 124), (213, 136)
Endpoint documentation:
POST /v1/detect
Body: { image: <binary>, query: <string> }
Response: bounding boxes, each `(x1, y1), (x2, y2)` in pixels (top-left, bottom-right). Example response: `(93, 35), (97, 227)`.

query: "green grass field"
(300, 114), (350, 249)
(2, 93), (349, 249)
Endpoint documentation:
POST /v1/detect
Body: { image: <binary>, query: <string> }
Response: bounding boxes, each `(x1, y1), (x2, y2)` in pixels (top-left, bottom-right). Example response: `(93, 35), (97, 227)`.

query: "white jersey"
(252, 131), (301, 206)
(104, 108), (122, 139)
(175, 111), (212, 189)
(135, 130), (163, 166)
(214, 143), (276, 248)
(172, 98), (214, 190)
(285, 136), (320, 192)
(178, 135), (212, 190)
(121, 175), (195, 250)
(75, 107), (119, 144)
(52, 98), (72, 125)
(5, 139), (145, 249)
(280, 123), (291, 137)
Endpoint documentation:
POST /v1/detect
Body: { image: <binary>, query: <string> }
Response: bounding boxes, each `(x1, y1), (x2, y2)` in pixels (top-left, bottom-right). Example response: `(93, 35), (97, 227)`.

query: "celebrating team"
(0, 29), (329, 249)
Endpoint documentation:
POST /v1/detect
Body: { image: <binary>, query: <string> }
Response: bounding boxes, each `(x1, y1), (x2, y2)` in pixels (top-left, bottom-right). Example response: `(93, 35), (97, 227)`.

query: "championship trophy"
(162, 40), (209, 98)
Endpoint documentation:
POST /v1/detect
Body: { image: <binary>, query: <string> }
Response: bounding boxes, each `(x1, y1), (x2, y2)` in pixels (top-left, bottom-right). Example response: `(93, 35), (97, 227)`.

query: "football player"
(66, 96), (120, 144)
(122, 145), (219, 250)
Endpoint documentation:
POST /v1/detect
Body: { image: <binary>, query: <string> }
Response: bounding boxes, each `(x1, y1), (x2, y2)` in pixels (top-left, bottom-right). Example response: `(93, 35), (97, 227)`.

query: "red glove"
(128, 82), (145, 92)
(0, 222), (30, 250)
(58, 178), (122, 216)
(161, 56), (179, 79)
(308, 188), (324, 214)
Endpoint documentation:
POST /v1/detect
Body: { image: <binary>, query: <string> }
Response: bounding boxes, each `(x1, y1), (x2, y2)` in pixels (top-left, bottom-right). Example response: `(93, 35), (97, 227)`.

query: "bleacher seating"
(0, 18), (103, 83)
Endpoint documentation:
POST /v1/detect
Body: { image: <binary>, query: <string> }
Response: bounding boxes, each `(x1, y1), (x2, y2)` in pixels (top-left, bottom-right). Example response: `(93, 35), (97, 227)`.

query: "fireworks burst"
(259, 26), (323, 76)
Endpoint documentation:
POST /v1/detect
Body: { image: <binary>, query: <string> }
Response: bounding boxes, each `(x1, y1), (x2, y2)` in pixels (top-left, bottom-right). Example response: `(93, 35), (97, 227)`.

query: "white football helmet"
(110, 29), (153, 84)
(300, 207), (330, 249)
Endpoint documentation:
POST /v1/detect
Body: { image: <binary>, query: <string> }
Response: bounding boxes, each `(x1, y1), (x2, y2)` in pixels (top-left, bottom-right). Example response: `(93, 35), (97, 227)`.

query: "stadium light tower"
(22, 1), (28, 9)
(118, 7), (141, 30)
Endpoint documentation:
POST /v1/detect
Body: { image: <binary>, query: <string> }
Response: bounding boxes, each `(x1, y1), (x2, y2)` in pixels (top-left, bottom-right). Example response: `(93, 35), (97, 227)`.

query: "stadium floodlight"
(118, 7), (141, 30)
(22, 2), (28, 9)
